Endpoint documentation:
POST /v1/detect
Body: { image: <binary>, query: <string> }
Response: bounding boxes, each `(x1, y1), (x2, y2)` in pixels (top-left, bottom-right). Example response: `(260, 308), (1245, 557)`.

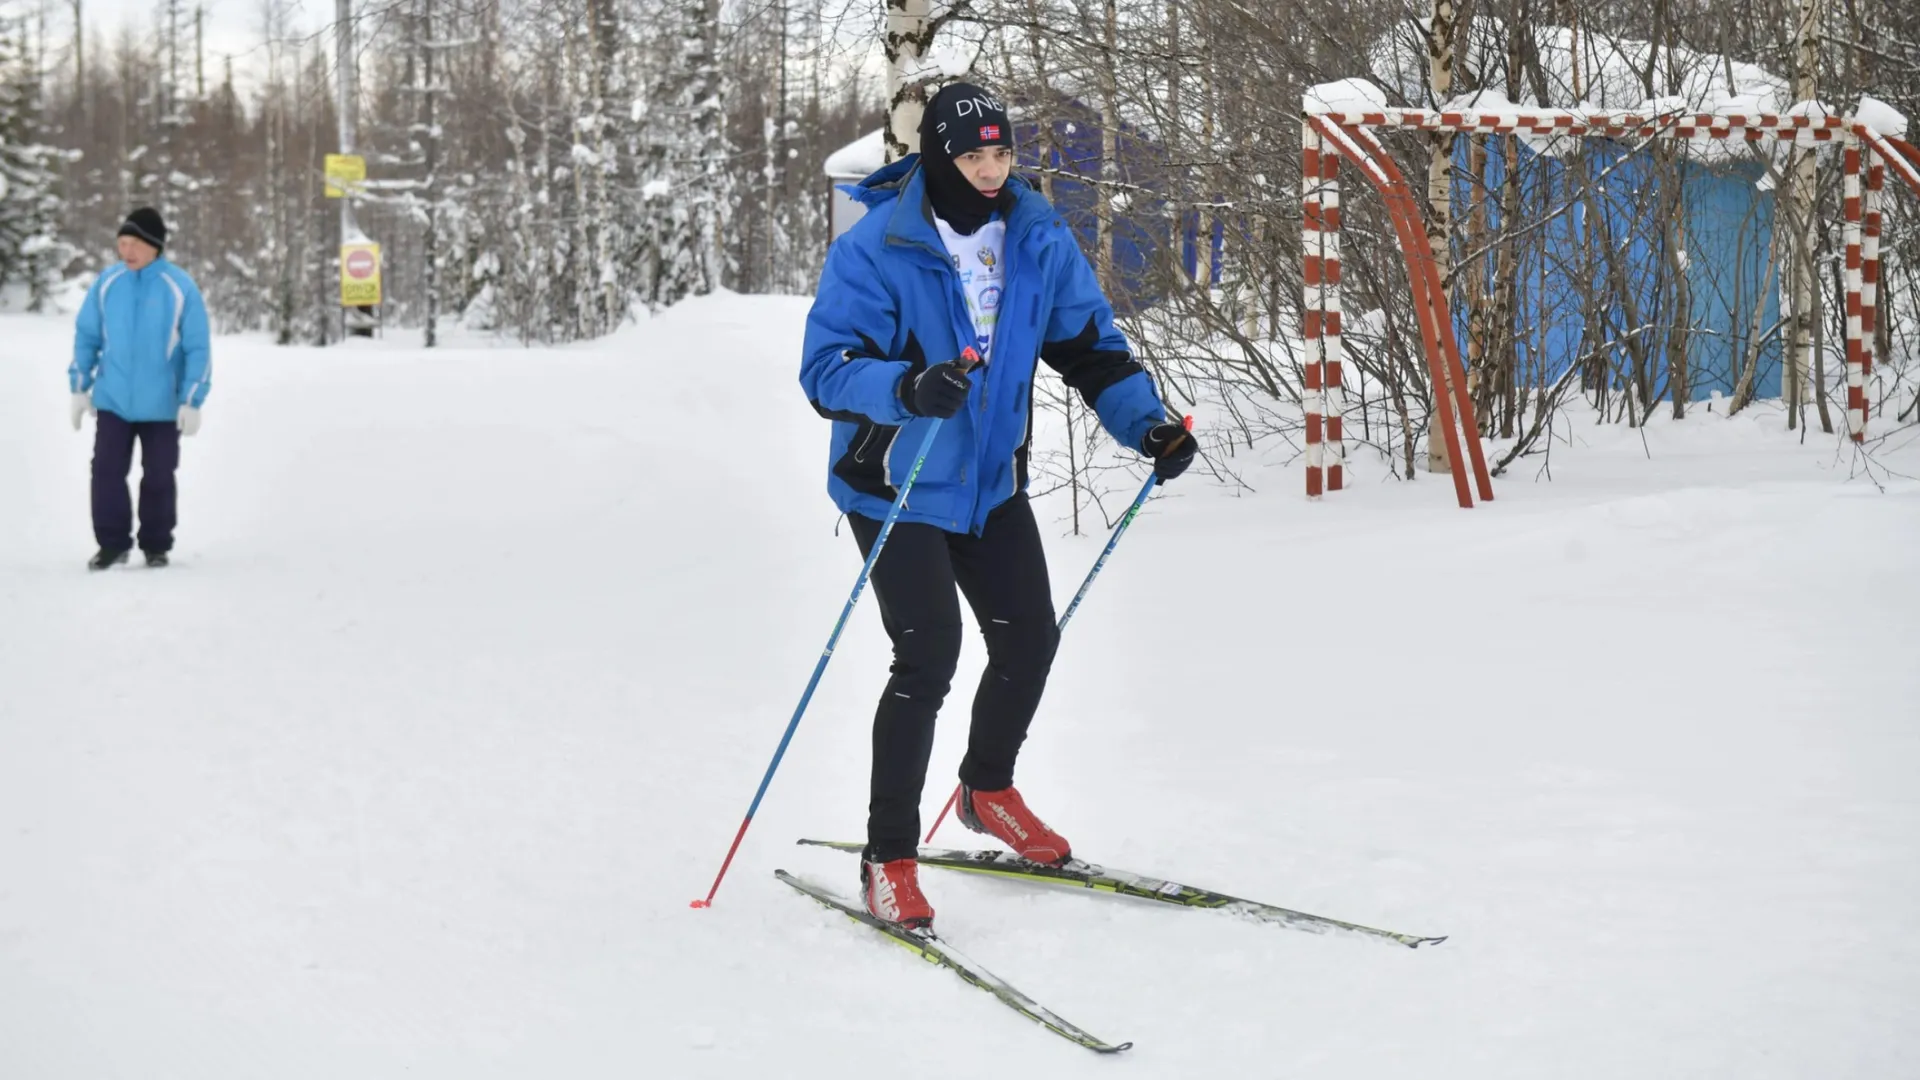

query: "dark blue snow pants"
(92, 410), (181, 554)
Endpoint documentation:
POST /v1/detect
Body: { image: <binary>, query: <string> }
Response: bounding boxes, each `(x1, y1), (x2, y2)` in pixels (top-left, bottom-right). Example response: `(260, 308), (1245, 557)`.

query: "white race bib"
(933, 216), (1007, 364)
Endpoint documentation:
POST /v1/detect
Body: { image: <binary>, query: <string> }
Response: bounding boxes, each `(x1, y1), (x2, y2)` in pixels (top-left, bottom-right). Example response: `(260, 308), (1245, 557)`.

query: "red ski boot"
(957, 785), (1072, 866)
(861, 857), (935, 931)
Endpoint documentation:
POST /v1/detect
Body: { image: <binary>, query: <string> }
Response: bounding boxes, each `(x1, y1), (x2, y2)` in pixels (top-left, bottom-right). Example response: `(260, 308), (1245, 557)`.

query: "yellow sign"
(340, 242), (382, 307)
(324, 154), (366, 198)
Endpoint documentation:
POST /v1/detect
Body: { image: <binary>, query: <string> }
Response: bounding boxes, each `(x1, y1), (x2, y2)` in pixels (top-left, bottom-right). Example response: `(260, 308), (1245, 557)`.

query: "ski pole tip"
(689, 899), (711, 909)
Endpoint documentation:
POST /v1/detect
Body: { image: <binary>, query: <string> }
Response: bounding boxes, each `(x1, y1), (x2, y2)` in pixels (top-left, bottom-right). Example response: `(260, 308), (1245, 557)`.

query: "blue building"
(1454, 138), (1783, 402)
(1007, 99), (1227, 315)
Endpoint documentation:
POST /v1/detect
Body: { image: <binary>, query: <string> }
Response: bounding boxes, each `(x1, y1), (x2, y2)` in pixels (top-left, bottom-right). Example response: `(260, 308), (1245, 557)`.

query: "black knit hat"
(926, 82), (1013, 159)
(917, 82), (1017, 235)
(117, 207), (167, 252)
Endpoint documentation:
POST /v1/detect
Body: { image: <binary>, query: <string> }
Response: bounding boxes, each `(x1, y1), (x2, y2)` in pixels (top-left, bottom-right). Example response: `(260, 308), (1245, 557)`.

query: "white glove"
(70, 391), (93, 431)
(177, 404), (202, 436)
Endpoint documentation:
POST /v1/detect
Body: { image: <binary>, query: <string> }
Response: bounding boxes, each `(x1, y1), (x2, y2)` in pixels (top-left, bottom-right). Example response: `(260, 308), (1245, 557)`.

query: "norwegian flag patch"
(979, 124), (1002, 141)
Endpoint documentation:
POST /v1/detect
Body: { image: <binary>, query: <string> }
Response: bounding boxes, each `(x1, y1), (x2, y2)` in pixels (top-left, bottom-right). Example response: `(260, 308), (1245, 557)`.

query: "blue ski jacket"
(799, 156), (1169, 535)
(69, 257), (212, 422)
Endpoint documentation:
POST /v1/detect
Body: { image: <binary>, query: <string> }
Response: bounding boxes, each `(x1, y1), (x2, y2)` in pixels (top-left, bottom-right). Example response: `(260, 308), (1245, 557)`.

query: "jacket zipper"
(964, 222), (1040, 534)
(891, 204), (1054, 532)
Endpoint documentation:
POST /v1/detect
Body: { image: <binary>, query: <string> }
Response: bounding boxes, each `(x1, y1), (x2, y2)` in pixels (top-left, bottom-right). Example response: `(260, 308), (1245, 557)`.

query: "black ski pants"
(92, 410), (181, 554)
(847, 493), (1061, 862)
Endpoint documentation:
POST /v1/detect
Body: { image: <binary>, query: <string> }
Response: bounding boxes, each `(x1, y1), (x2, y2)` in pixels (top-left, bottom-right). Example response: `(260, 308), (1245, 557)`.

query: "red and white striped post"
(1862, 153), (1885, 438)
(1855, 133), (1920, 440)
(1842, 136), (1866, 441)
(1305, 119), (1320, 499)
(1302, 121), (1327, 498)
(1321, 140), (1347, 491)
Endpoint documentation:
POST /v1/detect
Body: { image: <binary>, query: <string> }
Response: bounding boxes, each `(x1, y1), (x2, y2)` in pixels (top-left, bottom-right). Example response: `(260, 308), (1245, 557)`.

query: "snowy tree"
(561, 0), (632, 337)
(0, 6), (70, 310)
(644, 0), (731, 309)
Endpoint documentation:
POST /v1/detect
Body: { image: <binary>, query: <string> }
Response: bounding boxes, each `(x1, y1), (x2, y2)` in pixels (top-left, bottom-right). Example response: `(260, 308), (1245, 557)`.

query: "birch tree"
(1783, 0), (1823, 431)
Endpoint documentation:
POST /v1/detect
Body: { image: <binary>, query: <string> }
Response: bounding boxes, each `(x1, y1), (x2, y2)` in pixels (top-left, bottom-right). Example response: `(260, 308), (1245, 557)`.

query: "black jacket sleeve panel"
(1040, 314), (1147, 411)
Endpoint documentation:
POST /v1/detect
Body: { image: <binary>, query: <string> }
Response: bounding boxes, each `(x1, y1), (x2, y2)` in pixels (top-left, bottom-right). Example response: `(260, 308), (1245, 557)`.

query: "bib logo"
(976, 247), (997, 269)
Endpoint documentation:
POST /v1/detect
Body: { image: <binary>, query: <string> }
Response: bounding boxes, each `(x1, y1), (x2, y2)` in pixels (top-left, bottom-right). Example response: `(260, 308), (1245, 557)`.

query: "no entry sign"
(339, 242), (382, 307)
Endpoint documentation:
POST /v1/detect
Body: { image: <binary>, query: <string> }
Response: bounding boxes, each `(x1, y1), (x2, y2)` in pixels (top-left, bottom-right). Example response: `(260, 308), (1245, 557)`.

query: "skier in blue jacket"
(69, 207), (212, 570)
(799, 81), (1196, 930)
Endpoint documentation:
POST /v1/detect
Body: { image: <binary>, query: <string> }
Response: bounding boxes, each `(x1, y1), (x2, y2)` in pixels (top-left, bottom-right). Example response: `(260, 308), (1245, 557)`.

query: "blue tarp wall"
(1452, 139), (1783, 401)
(1013, 103), (1224, 316)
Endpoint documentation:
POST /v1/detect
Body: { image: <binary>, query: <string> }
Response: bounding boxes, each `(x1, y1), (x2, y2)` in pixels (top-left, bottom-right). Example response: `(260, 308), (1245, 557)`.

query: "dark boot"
(88, 547), (129, 571)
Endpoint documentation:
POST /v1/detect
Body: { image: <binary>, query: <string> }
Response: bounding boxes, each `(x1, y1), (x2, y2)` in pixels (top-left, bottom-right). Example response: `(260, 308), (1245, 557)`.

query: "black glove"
(1141, 421), (1196, 481)
(900, 358), (974, 419)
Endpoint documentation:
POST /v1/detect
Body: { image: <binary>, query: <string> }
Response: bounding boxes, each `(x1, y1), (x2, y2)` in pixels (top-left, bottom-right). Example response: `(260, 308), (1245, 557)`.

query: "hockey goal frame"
(1301, 101), (1920, 507)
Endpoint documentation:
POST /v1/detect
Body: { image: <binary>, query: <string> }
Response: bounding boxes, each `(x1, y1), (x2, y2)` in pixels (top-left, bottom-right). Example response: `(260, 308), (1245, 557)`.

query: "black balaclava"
(918, 82), (1016, 236)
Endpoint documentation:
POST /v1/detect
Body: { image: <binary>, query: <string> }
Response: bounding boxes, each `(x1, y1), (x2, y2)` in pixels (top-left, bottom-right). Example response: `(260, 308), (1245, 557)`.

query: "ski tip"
(1407, 934), (1448, 949)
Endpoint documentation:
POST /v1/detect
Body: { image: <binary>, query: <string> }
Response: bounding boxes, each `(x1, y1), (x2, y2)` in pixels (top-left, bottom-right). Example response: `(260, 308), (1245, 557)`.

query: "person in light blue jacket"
(798, 82), (1196, 931)
(69, 207), (212, 570)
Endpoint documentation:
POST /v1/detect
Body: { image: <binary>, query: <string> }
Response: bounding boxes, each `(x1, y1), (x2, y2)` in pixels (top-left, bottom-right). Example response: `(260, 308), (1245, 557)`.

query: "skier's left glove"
(1141, 421), (1195, 481)
(177, 404), (202, 436)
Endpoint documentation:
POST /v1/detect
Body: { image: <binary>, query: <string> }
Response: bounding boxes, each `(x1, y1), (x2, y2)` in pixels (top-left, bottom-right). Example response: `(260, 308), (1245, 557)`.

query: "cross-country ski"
(775, 869), (1133, 1054)
(796, 839), (1448, 948)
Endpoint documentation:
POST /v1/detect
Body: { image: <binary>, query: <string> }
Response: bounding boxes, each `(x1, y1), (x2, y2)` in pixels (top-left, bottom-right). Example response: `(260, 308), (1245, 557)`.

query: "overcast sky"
(66, 0), (890, 102)
(74, 0), (332, 93)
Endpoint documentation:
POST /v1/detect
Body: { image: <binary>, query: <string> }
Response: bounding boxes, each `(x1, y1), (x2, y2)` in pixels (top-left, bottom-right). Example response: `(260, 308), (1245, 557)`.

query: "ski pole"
(924, 414), (1192, 843)
(693, 350), (979, 909)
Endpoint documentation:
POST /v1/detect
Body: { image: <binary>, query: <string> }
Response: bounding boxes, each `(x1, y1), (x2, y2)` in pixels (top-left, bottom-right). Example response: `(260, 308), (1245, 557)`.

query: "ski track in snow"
(3, 295), (1918, 1078)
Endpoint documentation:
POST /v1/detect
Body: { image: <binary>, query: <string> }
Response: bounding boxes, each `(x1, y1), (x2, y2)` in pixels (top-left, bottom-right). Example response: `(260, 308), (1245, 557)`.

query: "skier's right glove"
(69, 391), (93, 432)
(900, 357), (975, 419)
(1141, 420), (1197, 481)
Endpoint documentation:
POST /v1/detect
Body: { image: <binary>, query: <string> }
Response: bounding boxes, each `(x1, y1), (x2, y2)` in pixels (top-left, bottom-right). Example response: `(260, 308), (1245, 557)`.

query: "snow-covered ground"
(3, 295), (1917, 1079)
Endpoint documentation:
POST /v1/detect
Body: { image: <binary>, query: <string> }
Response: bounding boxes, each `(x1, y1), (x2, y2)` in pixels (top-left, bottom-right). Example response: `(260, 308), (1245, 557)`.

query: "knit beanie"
(117, 207), (167, 252)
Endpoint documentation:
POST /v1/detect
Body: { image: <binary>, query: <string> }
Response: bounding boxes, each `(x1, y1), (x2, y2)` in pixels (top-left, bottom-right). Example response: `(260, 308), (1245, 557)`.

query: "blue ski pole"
(924, 414), (1192, 842)
(693, 350), (980, 908)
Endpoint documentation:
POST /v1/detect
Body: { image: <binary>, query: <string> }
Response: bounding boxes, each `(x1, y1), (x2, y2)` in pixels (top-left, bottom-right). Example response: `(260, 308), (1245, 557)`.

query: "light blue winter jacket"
(69, 257), (212, 422)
